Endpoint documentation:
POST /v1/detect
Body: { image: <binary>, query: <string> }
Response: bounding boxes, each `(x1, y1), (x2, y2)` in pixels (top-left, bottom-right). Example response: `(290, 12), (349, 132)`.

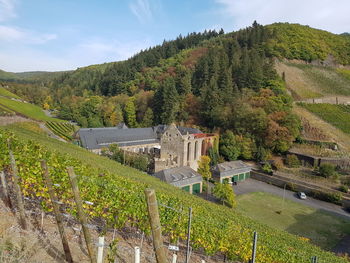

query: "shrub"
(339, 185), (349, 193)
(272, 158), (284, 170)
(262, 163), (273, 174)
(285, 183), (296, 192)
(213, 183), (237, 208)
(310, 190), (342, 205)
(285, 154), (301, 168)
(318, 163), (336, 178)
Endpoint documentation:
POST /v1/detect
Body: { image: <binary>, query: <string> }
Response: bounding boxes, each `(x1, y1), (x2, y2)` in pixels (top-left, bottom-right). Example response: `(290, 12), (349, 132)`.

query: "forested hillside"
(5, 22), (350, 160)
(266, 23), (350, 64)
(46, 23), (299, 161)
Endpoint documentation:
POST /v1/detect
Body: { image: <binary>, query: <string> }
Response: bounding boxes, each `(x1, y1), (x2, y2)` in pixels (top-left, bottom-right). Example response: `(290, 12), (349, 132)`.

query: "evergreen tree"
(200, 76), (222, 128)
(160, 78), (179, 124)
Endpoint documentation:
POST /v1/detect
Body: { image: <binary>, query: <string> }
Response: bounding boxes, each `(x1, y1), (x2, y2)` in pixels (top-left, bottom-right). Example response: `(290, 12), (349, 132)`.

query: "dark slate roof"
(177, 126), (202, 135)
(154, 166), (202, 187)
(154, 125), (202, 136)
(78, 127), (160, 149)
(212, 161), (252, 178)
(78, 124), (203, 150)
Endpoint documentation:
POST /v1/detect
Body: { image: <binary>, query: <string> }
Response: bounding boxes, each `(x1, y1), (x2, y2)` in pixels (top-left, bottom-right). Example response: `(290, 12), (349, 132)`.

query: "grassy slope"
(3, 122), (349, 263)
(0, 87), (20, 99)
(299, 103), (350, 135)
(293, 105), (350, 152)
(275, 61), (350, 99)
(237, 192), (350, 250)
(0, 97), (62, 122)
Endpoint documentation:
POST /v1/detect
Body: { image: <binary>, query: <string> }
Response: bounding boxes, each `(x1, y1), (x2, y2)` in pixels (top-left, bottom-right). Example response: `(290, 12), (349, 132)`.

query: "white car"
(298, 192), (307, 200)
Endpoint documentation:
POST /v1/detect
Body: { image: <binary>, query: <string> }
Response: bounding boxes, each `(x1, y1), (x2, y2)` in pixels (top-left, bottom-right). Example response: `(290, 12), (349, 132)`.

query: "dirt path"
(275, 60), (322, 99)
(0, 116), (29, 126)
(296, 96), (350, 105)
(293, 105), (350, 152)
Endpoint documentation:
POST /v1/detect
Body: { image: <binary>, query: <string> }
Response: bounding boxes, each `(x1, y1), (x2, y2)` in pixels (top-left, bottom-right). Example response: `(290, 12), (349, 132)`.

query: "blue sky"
(0, 0), (349, 72)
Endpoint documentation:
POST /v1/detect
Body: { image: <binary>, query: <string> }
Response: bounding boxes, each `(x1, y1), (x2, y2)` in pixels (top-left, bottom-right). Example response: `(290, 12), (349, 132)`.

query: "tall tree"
(142, 107), (154, 127)
(155, 78), (179, 124)
(124, 97), (137, 127)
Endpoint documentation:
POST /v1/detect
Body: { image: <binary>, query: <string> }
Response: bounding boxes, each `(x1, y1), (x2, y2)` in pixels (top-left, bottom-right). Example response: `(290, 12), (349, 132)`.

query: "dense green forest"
(7, 22), (350, 160)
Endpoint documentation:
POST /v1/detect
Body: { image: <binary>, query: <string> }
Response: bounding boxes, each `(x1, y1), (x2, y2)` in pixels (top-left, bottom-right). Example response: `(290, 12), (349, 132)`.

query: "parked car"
(297, 192), (307, 200)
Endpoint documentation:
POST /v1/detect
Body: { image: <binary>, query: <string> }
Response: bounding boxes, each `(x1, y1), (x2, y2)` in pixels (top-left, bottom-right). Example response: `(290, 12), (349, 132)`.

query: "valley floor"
(234, 182), (350, 251)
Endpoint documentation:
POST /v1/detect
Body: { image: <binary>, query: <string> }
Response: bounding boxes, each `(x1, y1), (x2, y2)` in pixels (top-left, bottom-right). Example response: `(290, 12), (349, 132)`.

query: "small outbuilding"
(212, 161), (252, 184)
(154, 166), (203, 194)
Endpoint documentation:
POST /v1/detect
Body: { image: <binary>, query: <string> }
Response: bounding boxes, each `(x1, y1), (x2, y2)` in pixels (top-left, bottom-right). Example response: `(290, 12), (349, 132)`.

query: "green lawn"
(237, 192), (350, 250)
(0, 97), (62, 122)
(0, 87), (20, 98)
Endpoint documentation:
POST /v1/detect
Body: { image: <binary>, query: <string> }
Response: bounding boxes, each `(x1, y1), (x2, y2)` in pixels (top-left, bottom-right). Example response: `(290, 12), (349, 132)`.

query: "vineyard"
(46, 121), (77, 141)
(299, 103), (350, 135)
(0, 129), (348, 263)
(0, 104), (15, 116)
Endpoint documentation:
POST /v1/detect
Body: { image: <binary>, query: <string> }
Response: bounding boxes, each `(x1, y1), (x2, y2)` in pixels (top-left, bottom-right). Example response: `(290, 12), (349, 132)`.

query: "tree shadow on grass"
(285, 209), (350, 252)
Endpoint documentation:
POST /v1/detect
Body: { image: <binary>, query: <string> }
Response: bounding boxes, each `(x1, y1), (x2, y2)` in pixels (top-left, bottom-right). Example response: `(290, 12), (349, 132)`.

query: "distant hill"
(0, 69), (69, 83)
(266, 23), (350, 64)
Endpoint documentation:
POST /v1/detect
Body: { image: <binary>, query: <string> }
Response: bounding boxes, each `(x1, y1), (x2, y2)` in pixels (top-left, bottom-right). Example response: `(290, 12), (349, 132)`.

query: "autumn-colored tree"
(197, 155), (211, 181)
(124, 97), (137, 127)
(198, 155), (211, 194)
(213, 183), (236, 208)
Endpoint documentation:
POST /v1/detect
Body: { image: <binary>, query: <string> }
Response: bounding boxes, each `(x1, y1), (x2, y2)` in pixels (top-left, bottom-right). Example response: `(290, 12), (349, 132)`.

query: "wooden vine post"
(144, 188), (167, 263)
(67, 166), (96, 263)
(41, 160), (73, 263)
(0, 170), (12, 208)
(9, 147), (27, 230)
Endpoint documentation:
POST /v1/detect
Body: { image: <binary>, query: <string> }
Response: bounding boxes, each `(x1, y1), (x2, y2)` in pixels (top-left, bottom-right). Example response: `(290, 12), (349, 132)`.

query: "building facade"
(154, 123), (217, 172)
(212, 161), (252, 183)
(77, 123), (217, 172)
(154, 166), (203, 194)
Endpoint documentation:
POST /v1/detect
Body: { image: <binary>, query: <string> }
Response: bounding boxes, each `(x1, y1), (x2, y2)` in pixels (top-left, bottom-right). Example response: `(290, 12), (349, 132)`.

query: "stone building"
(154, 123), (217, 172)
(77, 123), (217, 172)
(211, 161), (252, 183)
(154, 166), (203, 194)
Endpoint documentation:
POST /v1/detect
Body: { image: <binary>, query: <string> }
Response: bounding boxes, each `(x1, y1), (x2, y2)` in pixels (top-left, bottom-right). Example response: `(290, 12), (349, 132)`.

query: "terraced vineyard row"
(299, 103), (350, 135)
(46, 121), (76, 141)
(0, 129), (348, 263)
(0, 104), (15, 116)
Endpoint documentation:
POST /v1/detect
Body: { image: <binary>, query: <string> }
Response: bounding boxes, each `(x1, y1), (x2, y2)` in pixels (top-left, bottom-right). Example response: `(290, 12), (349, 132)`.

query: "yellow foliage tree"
(197, 155), (211, 180)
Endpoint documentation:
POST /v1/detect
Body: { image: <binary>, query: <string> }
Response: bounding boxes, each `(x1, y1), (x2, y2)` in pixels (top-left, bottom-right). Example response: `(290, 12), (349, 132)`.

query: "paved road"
(233, 178), (350, 219)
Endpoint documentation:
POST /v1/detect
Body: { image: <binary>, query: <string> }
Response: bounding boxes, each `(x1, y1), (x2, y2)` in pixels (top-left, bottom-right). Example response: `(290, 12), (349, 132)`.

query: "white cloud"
(0, 0), (16, 21)
(215, 0), (350, 34)
(129, 0), (153, 24)
(0, 25), (57, 44)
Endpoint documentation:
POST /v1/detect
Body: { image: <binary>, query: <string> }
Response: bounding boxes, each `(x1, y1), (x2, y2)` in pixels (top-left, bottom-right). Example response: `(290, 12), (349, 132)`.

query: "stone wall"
(288, 150), (350, 171)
